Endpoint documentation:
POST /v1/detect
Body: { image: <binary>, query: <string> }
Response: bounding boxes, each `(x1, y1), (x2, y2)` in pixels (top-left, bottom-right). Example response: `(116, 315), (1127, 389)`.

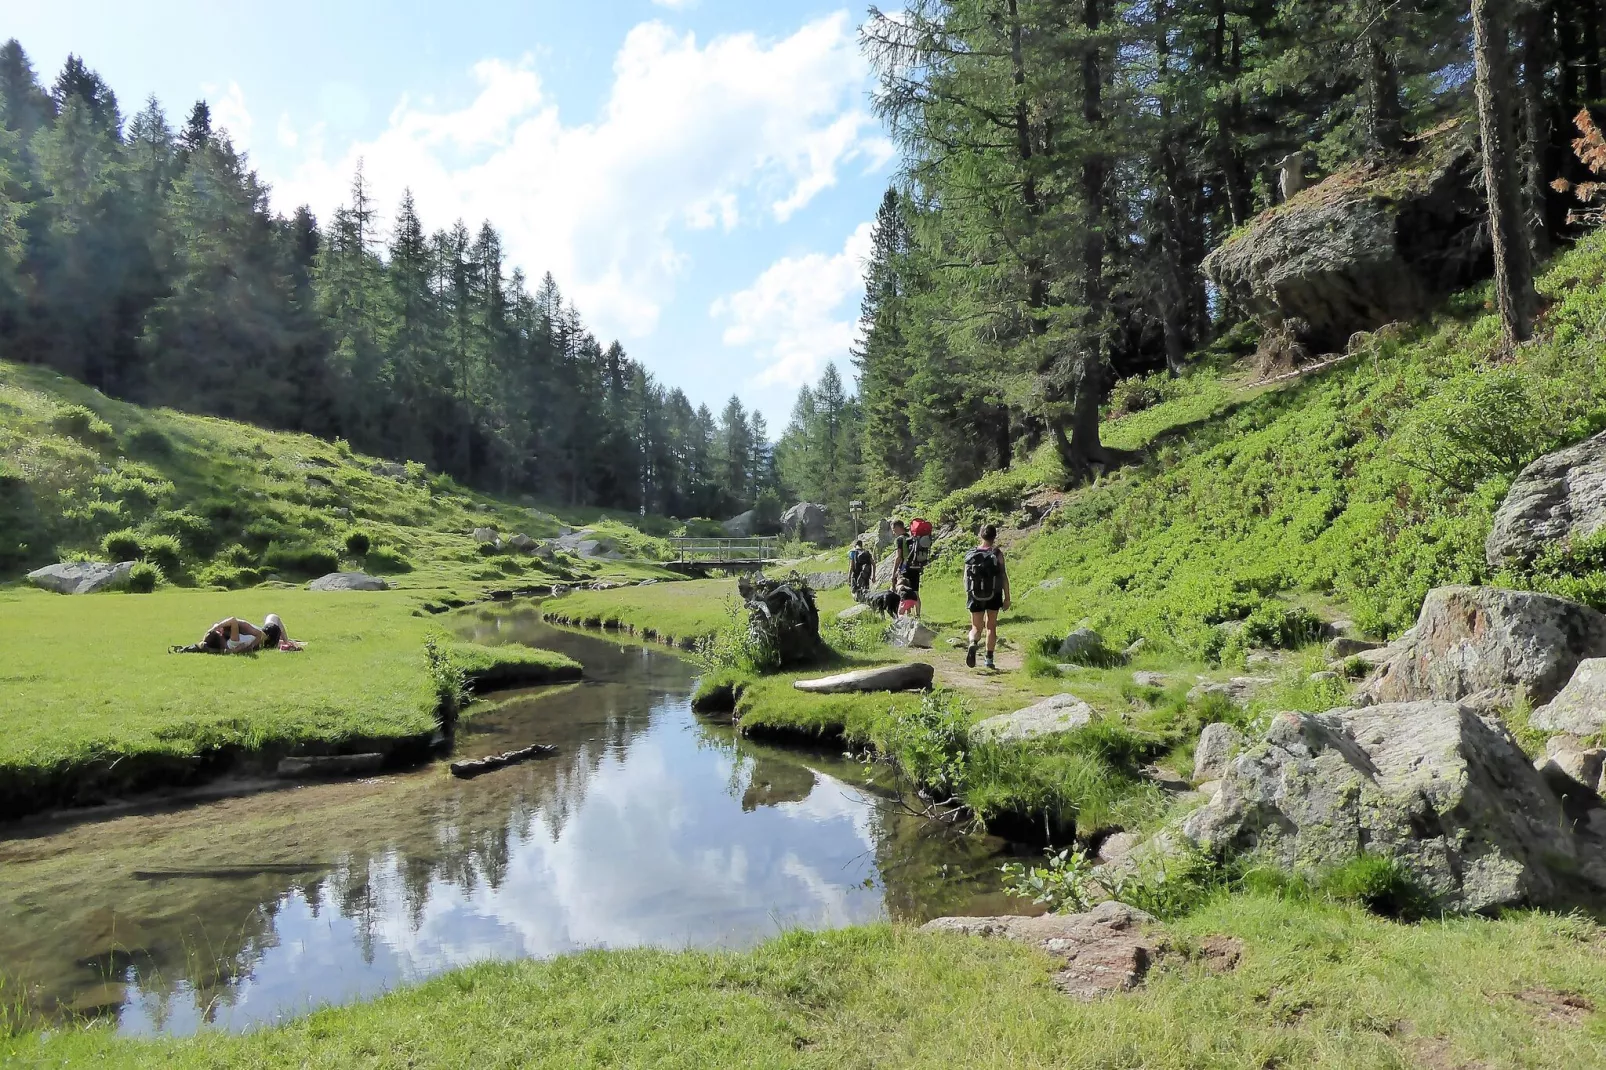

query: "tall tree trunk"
(1520, 1), (1553, 258)
(1063, 0), (1110, 476)
(1474, 0), (1539, 346)
(1364, 0), (1405, 152)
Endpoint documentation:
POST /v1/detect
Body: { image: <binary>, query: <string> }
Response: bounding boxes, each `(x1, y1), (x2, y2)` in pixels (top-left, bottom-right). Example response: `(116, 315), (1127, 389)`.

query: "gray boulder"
(1095, 832), (1140, 867)
(1133, 671), (1170, 688)
(1325, 637), (1382, 659)
(472, 527), (499, 545)
(920, 901), (1160, 1000)
(1192, 722), (1246, 782)
(793, 663), (934, 694)
(1535, 743), (1604, 799)
(308, 572), (389, 592)
(507, 533), (536, 553)
(1201, 125), (1481, 354)
(874, 552), (898, 585)
(1180, 701), (1596, 913)
(970, 693), (1093, 744)
(1363, 586), (1606, 707)
(1058, 628), (1111, 664)
(888, 616), (937, 649)
(805, 571), (849, 592)
(836, 602), (874, 622)
(780, 502), (829, 544)
(27, 561), (134, 595)
(722, 510), (758, 538)
(1531, 658), (1606, 736)
(1187, 677), (1273, 706)
(371, 461), (408, 480)
(1486, 431), (1606, 569)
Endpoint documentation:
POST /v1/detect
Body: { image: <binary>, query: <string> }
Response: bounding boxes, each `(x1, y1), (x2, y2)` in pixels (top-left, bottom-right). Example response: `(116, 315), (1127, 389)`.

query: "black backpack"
(964, 547), (1001, 602)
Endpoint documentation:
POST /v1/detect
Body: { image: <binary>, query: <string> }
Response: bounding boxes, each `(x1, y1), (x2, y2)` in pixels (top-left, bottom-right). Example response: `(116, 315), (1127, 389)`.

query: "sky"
(5, 0), (897, 426)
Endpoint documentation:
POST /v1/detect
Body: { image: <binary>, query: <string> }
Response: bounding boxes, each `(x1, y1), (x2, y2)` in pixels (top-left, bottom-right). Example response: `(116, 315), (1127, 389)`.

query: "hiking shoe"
(965, 643), (978, 668)
(985, 653), (996, 670)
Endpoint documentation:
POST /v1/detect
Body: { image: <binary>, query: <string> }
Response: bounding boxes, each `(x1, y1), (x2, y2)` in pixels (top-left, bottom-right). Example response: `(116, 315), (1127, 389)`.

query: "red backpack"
(906, 518), (934, 570)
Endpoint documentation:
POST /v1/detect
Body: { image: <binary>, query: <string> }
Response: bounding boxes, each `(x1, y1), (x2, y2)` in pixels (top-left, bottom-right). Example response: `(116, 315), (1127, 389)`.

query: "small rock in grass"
(793, 663), (935, 694)
(1058, 628), (1109, 663)
(1326, 636), (1382, 658)
(837, 603), (874, 621)
(920, 901), (1160, 1000)
(1123, 637), (1148, 658)
(970, 694), (1093, 743)
(889, 616), (937, 649)
(1186, 678), (1273, 706)
(308, 572), (388, 592)
(1132, 671), (1170, 688)
(1309, 671), (1341, 684)
(1095, 832), (1139, 866)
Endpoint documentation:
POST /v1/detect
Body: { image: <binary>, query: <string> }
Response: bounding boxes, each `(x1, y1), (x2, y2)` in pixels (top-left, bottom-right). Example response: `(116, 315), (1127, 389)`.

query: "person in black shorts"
(963, 524), (1010, 669)
(891, 519), (922, 617)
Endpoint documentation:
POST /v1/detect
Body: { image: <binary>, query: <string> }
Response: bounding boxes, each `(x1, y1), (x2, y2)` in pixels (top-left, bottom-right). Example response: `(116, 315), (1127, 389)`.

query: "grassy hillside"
(902, 230), (1606, 655)
(0, 359), (677, 595)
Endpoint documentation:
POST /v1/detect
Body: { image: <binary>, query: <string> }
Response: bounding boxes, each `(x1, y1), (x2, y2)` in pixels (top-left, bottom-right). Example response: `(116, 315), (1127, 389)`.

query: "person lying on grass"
(172, 613), (303, 654)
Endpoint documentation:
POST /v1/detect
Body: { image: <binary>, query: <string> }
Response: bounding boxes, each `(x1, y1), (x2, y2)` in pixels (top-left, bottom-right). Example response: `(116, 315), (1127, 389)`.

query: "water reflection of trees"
(0, 622), (1010, 1031)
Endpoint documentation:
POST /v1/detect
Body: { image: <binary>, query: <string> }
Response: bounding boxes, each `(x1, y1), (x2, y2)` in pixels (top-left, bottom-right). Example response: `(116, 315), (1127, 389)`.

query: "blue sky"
(7, 1), (894, 425)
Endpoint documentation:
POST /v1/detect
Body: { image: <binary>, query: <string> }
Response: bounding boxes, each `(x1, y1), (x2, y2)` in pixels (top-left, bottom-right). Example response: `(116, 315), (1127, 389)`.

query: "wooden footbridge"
(666, 537), (779, 576)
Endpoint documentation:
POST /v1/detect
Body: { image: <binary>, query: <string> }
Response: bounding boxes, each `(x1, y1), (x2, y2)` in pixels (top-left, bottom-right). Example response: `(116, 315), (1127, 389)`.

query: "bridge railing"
(668, 537), (780, 565)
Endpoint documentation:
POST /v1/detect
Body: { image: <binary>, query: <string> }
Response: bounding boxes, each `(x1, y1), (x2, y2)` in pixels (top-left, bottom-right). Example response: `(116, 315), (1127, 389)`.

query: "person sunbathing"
(172, 614), (302, 654)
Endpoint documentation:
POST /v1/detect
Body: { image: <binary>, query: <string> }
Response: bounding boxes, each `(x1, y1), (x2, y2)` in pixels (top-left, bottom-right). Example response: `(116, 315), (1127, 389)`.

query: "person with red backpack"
(964, 523), (1011, 669)
(892, 517), (934, 617)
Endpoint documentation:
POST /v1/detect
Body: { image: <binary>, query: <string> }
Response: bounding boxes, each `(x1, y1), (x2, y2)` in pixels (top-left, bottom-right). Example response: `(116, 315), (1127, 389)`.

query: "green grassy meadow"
(0, 587), (578, 814)
(9, 895), (1603, 1069)
(545, 578), (742, 646)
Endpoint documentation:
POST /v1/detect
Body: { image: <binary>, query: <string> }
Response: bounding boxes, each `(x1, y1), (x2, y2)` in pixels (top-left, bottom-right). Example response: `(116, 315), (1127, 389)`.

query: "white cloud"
(263, 15), (883, 346)
(206, 80), (253, 150)
(711, 221), (873, 388)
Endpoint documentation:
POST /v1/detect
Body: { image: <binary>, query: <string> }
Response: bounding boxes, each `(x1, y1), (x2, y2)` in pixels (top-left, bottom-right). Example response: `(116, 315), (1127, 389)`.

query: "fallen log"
(276, 753), (386, 779)
(450, 743), (558, 779)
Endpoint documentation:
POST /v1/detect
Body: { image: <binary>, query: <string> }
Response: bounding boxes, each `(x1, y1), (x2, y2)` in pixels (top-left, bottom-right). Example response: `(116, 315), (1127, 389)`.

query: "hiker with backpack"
(848, 539), (875, 598)
(892, 518), (934, 617)
(964, 524), (1011, 670)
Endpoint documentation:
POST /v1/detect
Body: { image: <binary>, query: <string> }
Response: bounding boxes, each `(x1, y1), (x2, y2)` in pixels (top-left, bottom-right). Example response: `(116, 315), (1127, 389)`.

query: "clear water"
(0, 608), (1014, 1034)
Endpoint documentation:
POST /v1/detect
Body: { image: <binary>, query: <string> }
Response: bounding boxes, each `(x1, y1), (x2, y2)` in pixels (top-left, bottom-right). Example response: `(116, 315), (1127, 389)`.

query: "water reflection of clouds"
(118, 695), (890, 1033)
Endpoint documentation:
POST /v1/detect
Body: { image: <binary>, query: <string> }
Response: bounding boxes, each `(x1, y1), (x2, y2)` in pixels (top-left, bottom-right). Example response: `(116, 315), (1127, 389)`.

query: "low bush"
(1315, 855), (1434, 920)
(52, 404), (112, 443)
(364, 546), (415, 574)
(344, 530), (371, 557)
(101, 528), (142, 562)
(262, 543), (340, 576)
(879, 689), (971, 798)
(694, 600), (781, 675)
(125, 425), (172, 456)
(153, 509), (214, 550)
(140, 533), (183, 575)
(197, 564), (264, 589)
(127, 562), (161, 593)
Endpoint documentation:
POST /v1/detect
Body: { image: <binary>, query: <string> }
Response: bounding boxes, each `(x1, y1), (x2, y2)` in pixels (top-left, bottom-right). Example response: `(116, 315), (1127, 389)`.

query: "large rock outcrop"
(1202, 124), (1485, 355)
(27, 560), (134, 595)
(1361, 586), (1606, 707)
(1486, 431), (1606, 569)
(722, 510), (758, 538)
(780, 502), (828, 545)
(1179, 701), (1598, 912)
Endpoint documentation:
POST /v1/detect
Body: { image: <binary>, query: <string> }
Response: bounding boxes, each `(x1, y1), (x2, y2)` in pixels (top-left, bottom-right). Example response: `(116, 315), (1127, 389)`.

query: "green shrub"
(879, 689), (971, 798)
(1395, 366), (1549, 492)
(126, 562), (160, 593)
(1238, 603), (1327, 651)
(364, 546), (415, 574)
(52, 404), (112, 443)
(101, 528), (142, 561)
(141, 533), (183, 574)
(126, 426), (172, 456)
(197, 564), (264, 590)
(1001, 847), (1099, 913)
(694, 600), (780, 675)
(821, 614), (889, 653)
(262, 542), (340, 576)
(1316, 855), (1434, 920)
(424, 636), (469, 724)
(344, 529), (372, 556)
(476, 540), (501, 557)
(152, 509), (215, 552)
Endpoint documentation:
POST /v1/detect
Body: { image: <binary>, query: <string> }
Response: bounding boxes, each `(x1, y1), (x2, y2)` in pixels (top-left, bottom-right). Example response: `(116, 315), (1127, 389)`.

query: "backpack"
(964, 547), (1002, 602)
(907, 518), (934, 571)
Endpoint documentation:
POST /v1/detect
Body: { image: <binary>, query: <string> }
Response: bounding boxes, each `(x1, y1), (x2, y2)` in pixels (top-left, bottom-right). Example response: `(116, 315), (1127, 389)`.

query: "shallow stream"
(0, 608), (1015, 1035)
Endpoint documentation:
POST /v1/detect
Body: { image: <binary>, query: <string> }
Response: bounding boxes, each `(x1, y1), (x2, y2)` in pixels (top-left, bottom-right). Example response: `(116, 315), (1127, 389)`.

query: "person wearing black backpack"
(964, 524), (1010, 670)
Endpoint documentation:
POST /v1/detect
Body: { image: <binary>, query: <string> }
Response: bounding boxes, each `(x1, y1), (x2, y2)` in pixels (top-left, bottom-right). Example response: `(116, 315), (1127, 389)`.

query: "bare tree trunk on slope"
(1473, 0), (1539, 346)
